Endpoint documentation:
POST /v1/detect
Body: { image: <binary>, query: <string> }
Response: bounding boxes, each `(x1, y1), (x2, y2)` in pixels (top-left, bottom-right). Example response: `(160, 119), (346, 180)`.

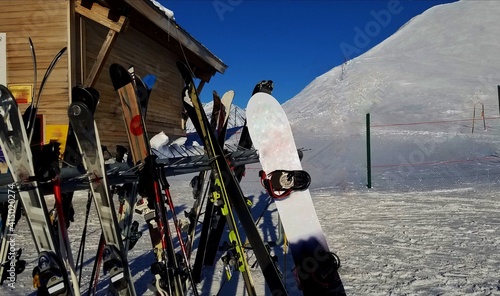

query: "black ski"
(177, 61), (288, 296)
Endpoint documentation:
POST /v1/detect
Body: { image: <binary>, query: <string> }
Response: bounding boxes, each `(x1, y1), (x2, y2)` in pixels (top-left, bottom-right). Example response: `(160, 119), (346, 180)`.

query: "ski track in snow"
(314, 188), (500, 296)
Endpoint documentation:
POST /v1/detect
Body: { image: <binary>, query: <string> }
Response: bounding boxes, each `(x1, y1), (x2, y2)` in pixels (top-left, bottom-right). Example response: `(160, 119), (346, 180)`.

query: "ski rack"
(0, 148), (259, 197)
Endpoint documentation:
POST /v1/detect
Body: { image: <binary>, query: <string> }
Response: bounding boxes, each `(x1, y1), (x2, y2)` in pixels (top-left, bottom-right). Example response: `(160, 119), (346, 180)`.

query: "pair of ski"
(73, 67), (158, 295)
(188, 89), (236, 283)
(68, 86), (137, 296)
(109, 63), (198, 296)
(0, 38), (84, 295)
(0, 85), (80, 295)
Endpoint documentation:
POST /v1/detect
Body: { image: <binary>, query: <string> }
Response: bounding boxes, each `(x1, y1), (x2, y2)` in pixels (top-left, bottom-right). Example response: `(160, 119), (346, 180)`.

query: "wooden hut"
(0, 0), (226, 155)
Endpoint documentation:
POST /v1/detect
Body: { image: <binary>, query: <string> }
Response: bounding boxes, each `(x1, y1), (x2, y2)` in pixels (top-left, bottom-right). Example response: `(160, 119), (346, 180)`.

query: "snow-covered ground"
(2, 168), (500, 295)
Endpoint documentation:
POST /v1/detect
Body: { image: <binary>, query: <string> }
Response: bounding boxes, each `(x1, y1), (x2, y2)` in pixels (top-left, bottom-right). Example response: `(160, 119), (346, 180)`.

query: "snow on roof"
(149, 0), (174, 20)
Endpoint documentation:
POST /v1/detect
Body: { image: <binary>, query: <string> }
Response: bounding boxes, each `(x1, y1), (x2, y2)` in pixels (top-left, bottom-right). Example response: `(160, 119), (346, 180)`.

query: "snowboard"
(246, 92), (346, 295)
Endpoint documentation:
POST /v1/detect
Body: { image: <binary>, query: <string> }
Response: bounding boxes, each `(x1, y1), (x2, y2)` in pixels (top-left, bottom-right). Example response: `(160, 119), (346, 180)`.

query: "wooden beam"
(75, 0), (128, 33)
(74, 0), (128, 87)
(84, 29), (117, 87)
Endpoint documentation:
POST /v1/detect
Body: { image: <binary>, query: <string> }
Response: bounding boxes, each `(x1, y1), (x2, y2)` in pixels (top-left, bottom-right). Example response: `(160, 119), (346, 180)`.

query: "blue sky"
(159, 0), (458, 107)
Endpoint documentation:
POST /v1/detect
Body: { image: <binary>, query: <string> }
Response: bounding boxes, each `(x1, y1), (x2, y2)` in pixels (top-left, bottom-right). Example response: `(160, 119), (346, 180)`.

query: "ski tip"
(0, 84), (14, 99)
(109, 63), (133, 90)
(143, 74), (156, 90)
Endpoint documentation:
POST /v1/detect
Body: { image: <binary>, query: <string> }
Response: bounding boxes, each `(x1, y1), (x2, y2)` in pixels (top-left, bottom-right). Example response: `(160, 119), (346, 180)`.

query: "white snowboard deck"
(247, 92), (329, 252)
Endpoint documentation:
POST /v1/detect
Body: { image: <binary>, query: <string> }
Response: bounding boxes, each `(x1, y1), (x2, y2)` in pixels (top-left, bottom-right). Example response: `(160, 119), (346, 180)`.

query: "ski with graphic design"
(177, 61), (288, 296)
(68, 90), (136, 296)
(0, 85), (77, 295)
(116, 68), (156, 253)
(187, 93), (217, 278)
(247, 91), (346, 295)
(110, 63), (197, 296)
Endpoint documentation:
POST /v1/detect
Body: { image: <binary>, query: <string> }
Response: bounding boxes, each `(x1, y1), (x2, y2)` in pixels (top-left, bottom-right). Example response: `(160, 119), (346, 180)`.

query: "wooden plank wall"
(84, 20), (186, 149)
(1, 0), (69, 127)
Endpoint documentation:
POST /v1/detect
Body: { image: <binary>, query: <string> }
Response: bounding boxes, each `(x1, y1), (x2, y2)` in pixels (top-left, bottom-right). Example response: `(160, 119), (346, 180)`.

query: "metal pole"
(482, 103), (486, 131)
(472, 104), (476, 134)
(366, 113), (372, 188)
(498, 85), (500, 115)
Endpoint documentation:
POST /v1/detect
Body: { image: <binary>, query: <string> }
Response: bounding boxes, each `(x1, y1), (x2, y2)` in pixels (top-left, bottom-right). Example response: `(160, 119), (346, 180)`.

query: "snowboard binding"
(260, 170), (311, 199)
(252, 80), (274, 95)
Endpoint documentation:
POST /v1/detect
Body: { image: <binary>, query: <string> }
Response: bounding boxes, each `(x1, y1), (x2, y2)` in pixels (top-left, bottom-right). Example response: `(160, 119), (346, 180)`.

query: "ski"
(110, 63), (196, 296)
(0, 85), (77, 295)
(196, 90), (236, 271)
(0, 40), (67, 287)
(115, 68), (157, 253)
(68, 88), (136, 296)
(190, 89), (234, 281)
(247, 91), (346, 295)
(177, 61), (288, 296)
(217, 90), (234, 143)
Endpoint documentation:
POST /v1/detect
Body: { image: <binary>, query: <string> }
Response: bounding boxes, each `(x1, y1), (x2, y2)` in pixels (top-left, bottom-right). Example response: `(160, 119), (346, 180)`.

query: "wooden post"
(84, 30), (118, 87)
(366, 113), (372, 188)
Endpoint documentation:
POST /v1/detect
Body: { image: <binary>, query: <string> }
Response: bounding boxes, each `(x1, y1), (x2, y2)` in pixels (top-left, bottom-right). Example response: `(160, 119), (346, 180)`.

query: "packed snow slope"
(282, 0), (500, 190)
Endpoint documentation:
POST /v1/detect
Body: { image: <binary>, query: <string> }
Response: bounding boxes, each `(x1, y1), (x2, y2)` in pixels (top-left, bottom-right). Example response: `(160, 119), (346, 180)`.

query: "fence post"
(366, 113), (372, 188)
(498, 85), (500, 115)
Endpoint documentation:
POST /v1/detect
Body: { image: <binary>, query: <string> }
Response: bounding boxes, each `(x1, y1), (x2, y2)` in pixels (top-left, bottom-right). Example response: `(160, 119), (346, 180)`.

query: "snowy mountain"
(283, 0), (500, 190)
